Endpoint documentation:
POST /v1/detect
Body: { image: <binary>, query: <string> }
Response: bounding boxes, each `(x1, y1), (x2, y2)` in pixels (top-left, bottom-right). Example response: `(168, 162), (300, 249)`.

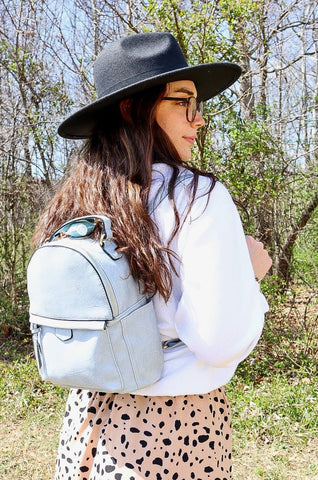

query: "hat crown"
(94, 33), (188, 99)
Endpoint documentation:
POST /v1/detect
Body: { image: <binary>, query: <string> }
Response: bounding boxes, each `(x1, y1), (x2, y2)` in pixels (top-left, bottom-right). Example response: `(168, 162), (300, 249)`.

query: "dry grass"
(0, 416), (61, 479)
(233, 437), (318, 479)
(1, 413), (317, 479)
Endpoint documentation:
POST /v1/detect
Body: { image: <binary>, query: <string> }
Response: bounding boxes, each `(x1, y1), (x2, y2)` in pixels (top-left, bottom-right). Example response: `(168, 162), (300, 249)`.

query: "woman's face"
(155, 80), (205, 162)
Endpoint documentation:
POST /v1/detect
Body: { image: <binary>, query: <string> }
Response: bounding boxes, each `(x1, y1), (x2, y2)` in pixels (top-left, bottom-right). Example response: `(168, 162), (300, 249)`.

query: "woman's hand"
(245, 235), (272, 281)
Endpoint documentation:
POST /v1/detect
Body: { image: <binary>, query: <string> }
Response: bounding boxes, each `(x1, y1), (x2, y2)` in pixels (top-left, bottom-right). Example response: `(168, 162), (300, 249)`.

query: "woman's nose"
(191, 110), (205, 128)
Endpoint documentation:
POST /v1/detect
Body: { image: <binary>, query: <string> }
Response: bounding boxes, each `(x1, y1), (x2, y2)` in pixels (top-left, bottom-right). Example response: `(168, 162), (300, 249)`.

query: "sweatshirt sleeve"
(174, 179), (269, 367)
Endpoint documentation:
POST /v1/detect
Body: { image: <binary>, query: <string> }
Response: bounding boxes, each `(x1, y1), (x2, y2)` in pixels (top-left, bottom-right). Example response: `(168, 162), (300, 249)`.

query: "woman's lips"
(183, 136), (196, 145)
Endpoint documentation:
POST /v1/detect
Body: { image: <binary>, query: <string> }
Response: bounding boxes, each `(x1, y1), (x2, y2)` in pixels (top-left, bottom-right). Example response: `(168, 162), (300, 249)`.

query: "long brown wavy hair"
(33, 85), (216, 302)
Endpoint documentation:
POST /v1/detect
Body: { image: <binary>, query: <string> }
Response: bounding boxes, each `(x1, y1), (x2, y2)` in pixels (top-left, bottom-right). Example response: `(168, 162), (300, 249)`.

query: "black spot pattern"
(55, 387), (232, 479)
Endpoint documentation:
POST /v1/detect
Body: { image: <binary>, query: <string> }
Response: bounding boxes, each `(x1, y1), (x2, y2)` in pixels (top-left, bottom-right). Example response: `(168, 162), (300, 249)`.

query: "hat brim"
(58, 62), (241, 139)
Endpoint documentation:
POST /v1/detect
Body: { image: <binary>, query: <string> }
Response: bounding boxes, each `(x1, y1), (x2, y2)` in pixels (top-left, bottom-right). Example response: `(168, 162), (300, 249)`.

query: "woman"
(33, 32), (271, 480)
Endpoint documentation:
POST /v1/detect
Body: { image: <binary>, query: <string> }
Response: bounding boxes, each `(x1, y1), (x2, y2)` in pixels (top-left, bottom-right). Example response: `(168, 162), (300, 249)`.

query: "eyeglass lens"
(187, 97), (203, 122)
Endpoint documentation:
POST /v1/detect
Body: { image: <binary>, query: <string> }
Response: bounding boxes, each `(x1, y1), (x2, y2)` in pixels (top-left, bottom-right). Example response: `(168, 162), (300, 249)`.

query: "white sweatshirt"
(132, 163), (269, 396)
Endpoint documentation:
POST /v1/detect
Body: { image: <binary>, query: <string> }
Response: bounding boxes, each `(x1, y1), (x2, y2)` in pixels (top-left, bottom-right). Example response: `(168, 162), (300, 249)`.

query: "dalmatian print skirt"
(55, 387), (232, 480)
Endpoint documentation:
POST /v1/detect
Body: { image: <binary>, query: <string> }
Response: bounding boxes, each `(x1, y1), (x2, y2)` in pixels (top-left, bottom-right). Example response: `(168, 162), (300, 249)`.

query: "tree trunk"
(277, 192), (318, 287)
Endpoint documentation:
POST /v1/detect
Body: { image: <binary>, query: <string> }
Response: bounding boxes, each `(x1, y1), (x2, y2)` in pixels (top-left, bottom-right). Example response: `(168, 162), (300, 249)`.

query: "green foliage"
(0, 289), (29, 335)
(145, 0), (237, 63)
(234, 285), (318, 383)
(212, 117), (282, 200)
(219, 0), (261, 29)
(0, 173), (40, 333)
(292, 209), (318, 286)
(192, 108), (285, 243)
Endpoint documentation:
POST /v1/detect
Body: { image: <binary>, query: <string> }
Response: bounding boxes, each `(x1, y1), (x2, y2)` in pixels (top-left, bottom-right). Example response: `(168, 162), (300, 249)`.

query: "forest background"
(0, 0), (317, 479)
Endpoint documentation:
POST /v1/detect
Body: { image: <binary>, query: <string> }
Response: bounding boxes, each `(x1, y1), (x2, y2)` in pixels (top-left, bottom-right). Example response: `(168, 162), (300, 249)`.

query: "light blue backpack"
(27, 215), (181, 393)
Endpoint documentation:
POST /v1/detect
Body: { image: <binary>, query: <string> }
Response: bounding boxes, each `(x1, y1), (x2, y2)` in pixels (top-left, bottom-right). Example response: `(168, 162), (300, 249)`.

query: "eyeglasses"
(162, 96), (204, 123)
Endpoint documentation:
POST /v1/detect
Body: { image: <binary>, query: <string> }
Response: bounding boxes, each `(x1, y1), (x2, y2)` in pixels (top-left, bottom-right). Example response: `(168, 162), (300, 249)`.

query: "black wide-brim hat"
(58, 32), (242, 139)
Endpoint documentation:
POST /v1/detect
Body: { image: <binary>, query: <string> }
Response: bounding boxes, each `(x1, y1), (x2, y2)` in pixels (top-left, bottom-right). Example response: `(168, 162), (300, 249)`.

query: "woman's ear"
(119, 99), (133, 122)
